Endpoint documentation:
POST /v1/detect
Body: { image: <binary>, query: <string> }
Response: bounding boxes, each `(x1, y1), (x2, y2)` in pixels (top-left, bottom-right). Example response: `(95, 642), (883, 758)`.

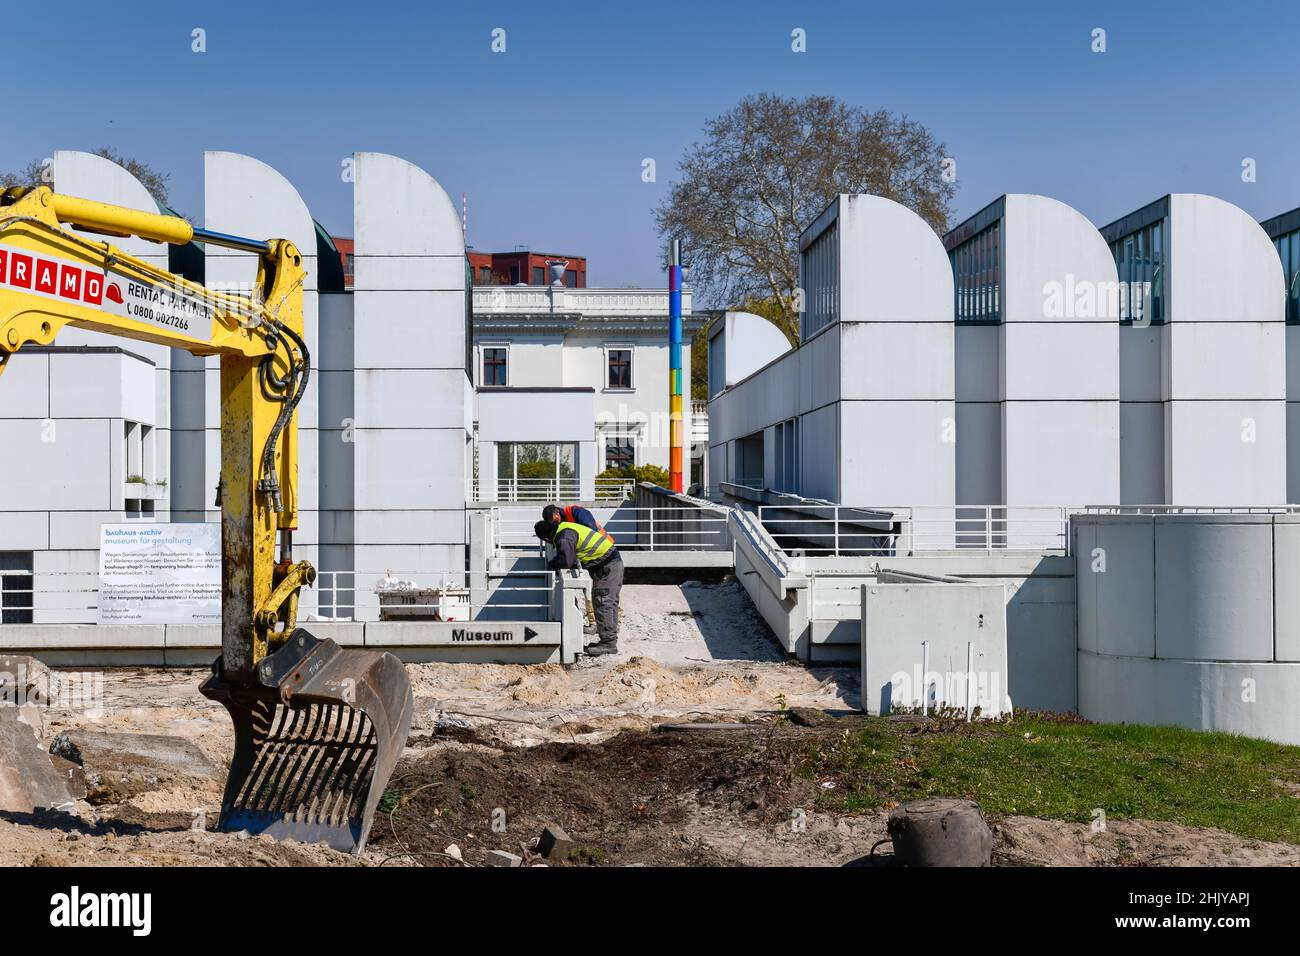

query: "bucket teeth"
(200, 630), (413, 854)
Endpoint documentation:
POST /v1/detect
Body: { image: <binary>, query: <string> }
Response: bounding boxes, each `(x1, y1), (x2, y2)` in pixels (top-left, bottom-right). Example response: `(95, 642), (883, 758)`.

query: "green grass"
(795, 714), (1300, 844)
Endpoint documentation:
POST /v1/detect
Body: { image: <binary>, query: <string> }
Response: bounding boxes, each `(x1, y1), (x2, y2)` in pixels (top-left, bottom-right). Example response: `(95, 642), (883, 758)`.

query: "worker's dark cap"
(534, 520), (556, 541)
(542, 504), (562, 522)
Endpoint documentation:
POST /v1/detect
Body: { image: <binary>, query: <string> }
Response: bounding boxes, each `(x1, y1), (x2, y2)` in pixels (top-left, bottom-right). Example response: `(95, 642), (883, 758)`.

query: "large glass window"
(532, 266), (545, 285)
(1109, 217), (1166, 325)
(949, 220), (1001, 324)
(496, 442), (578, 499)
(482, 347), (507, 386)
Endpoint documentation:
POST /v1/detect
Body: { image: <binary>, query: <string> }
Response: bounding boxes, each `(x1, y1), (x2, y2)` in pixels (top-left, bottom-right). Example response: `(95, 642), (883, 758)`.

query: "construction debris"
(537, 824), (573, 861)
(0, 709), (76, 814)
(887, 798), (993, 867)
(485, 850), (522, 867)
(48, 730), (217, 806)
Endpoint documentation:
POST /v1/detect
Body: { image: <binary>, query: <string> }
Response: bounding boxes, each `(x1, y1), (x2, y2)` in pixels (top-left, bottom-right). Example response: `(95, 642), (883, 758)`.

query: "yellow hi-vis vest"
(557, 521), (615, 566)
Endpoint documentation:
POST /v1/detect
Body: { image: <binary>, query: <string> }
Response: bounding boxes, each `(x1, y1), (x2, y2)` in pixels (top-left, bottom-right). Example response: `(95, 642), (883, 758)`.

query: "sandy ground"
(1, 579), (1296, 867)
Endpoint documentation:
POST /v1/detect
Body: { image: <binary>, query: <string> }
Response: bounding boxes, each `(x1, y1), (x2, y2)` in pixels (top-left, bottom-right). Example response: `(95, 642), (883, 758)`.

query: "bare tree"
(1, 147), (171, 206)
(656, 93), (956, 343)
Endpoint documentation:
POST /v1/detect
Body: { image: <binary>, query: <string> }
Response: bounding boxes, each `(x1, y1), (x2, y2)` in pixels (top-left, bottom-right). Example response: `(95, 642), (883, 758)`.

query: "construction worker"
(534, 518), (624, 657)
(541, 503), (613, 543)
(542, 503), (610, 635)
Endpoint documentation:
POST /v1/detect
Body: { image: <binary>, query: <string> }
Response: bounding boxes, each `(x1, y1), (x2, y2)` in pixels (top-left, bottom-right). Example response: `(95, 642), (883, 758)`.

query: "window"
(532, 266), (545, 285)
(478, 265), (492, 284)
(1109, 216), (1166, 325)
(607, 347), (633, 389)
(496, 442), (578, 498)
(0, 552), (33, 625)
(481, 346), (508, 386)
(509, 265), (519, 284)
(604, 434), (635, 471)
(707, 330), (725, 398)
(948, 220), (1001, 324)
(800, 217), (840, 340)
(773, 418), (799, 494)
(1273, 229), (1300, 326)
(564, 269), (578, 288)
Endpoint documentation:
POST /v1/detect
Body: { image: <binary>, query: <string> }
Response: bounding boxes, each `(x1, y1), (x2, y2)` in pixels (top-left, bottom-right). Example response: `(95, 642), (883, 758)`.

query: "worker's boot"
(584, 639), (619, 657)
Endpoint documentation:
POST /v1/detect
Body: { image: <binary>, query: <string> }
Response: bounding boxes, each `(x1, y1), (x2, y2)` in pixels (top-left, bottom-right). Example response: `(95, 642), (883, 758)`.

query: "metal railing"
(757, 505), (1073, 556)
(470, 477), (634, 503)
(1081, 504), (1300, 515)
(0, 568), (555, 625)
(312, 569), (555, 622)
(492, 506), (730, 552)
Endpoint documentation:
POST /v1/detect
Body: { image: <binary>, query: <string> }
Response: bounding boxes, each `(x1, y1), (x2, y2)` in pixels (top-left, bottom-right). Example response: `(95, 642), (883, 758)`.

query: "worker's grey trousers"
(589, 557), (624, 644)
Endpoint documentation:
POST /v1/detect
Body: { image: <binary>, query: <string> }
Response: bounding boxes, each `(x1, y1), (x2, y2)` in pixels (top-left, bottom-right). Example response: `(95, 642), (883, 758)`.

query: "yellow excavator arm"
(0, 187), (412, 854)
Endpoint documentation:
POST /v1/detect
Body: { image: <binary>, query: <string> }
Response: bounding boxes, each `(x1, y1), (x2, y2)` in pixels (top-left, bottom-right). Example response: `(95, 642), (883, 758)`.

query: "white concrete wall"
(1001, 195), (1120, 511)
(477, 389), (596, 500)
(350, 152), (470, 587)
(200, 153), (320, 585)
(1075, 512), (1300, 744)
(1163, 195), (1287, 504)
(709, 194), (956, 507)
(860, 581), (1009, 717)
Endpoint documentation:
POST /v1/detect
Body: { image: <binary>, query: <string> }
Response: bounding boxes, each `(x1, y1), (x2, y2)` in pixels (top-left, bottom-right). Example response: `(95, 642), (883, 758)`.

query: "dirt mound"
(375, 725), (812, 866)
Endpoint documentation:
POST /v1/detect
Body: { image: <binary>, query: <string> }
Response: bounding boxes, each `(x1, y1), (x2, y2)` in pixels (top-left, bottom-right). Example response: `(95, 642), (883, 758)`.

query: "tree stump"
(887, 798), (992, 867)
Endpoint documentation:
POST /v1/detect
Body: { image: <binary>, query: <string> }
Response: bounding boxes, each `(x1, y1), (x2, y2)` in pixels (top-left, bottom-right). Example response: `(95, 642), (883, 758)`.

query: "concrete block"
(0, 420), (111, 512)
(0, 351), (49, 417)
(354, 369), (470, 430)
(0, 624), (165, 651)
(1079, 653), (1300, 745)
(1002, 323), (1119, 401)
(1002, 401), (1120, 506)
(0, 710), (76, 813)
(1164, 400), (1286, 505)
(352, 292), (468, 369)
(350, 255), (464, 291)
(537, 823), (574, 860)
(838, 401), (955, 507)
(0, 511), (49, 551)
(1275, 519), (1300, 662)
(955, 402), (1000, 507)
(49, 350), (156, 423)
(955, 325), (1000, 403)
(49, 729), (218, 805)
(1074, 516), (1155, 659)
(1154, 517), (1274, 661)
(352, 428), (467, 510)
(1165, 322), (1285, 400)
(485, 850), (522, 867)
(839, 322), (954, 401)
(1119, 402), (1164, 506)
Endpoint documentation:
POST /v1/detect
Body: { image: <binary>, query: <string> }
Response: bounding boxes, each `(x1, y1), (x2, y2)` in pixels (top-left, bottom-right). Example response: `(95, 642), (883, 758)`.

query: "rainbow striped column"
(668, 239), (684, 493)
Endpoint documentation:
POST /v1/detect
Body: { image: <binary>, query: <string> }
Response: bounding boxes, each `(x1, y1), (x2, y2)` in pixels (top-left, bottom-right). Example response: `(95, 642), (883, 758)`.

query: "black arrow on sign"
(524, 627), (538, 642)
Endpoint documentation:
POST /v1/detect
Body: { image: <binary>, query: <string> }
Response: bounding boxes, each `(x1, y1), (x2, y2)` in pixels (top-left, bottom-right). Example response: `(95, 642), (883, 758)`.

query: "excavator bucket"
(200, 628), (413, 854)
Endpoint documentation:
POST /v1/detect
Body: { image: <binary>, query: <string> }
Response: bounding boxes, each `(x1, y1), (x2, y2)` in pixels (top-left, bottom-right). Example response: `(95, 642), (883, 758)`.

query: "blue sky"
(7, 0), (1299, 290)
